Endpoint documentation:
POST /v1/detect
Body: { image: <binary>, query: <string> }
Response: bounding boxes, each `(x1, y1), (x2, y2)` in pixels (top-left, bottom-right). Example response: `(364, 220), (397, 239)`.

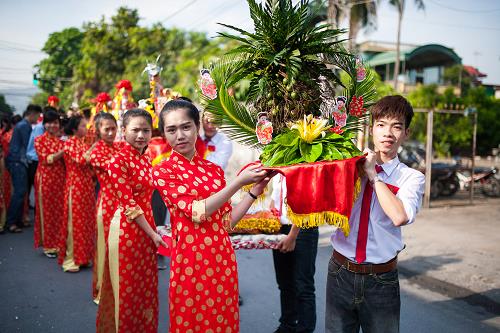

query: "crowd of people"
(1, 94), (425, 333)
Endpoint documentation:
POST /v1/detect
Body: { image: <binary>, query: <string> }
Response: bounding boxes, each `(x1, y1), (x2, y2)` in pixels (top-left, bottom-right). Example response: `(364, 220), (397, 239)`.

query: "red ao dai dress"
(58, 136), (96, 271)
(96, 142), (158, 333)
(89, 140), (123, 303)
(33, 132), (65, 254)
(152, 151), (239, 333)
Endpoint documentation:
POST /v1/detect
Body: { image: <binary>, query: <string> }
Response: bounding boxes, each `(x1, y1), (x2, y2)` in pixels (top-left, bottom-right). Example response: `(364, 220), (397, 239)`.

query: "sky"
(0, 0), (499, 112)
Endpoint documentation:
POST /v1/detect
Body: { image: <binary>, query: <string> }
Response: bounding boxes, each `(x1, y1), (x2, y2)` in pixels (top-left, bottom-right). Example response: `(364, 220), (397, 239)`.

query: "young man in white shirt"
(201, 112), (233, 171)
(326, 95), (425, 333)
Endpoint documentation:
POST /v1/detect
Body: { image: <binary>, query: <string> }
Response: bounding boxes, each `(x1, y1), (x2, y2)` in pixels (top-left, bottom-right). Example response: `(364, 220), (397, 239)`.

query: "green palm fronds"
(216, 0), (350, 133)
(200, 56), (261, 147)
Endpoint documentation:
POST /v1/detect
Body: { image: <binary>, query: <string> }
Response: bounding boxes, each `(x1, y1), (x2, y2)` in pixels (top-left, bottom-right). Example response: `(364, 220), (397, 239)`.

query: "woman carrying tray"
(153, 99), (273, 333)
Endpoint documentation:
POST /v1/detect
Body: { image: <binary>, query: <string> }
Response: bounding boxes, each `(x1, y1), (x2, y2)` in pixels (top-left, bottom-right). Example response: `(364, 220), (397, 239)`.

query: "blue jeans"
(6, 162), (28, 228)
(273, 225), (319, 333)
(325, 255), (400, 333)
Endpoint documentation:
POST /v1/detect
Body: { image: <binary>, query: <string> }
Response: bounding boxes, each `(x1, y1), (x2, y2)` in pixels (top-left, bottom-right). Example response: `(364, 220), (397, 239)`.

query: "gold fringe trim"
(353, 177), (361, 203)
(240, 184), (268, 205)
(233, 216), (281, 234)
(286, 205), (350, 237)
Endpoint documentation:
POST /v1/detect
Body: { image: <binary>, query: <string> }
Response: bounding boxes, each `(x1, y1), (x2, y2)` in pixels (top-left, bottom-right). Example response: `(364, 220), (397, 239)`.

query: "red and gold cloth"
(255, 155), (364, 236)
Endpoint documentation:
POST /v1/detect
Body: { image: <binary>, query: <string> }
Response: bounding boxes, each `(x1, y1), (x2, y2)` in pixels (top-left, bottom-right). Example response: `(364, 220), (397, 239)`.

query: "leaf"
(307, 143), (323, 162)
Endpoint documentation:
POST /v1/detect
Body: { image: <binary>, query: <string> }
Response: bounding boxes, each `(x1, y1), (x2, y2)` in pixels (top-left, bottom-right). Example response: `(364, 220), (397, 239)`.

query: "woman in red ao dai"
(96, 109), (166, 333)
(58, 115), (96, 272)
(153, 100), (273, 333)
(89, 112), (124, 304)
(33, 109), (65, 257)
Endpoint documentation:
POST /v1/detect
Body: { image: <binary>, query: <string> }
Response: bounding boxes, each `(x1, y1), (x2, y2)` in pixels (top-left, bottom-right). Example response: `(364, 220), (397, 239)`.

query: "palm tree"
(388, 0), (424, 89)
(309, 0), (377, 51)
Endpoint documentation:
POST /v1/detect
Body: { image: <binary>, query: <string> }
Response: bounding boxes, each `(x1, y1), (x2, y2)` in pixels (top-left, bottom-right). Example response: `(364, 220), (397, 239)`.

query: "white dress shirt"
(202, 132), (233, 171)
(331, 156), (425, 264)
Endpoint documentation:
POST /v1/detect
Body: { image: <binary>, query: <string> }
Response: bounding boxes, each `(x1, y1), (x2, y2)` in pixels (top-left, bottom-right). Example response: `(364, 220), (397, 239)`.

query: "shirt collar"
(378, 155), (400, 177)
(202, 132), (220, 144)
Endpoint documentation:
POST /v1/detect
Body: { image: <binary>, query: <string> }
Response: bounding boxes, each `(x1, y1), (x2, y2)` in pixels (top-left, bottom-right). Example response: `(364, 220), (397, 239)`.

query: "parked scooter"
(398, 142), (459, 199)
(456, 166), (500, 197)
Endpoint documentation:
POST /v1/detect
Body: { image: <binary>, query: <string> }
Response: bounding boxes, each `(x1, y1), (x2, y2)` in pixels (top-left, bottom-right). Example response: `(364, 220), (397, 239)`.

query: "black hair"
(177, 96), (193, 103)
(159, 100), (200, 135)
(94, 112), (117, 134)
(81, 108), (92, 120)
(11, 114), (22, 125)
(0, 115), (11, 131)
(371, 95), (414, 129)
(25, 104), (42, 117)
(64, 115), (84, 135)
(43, 109), (61, 125)
(122, 108), (152, 128)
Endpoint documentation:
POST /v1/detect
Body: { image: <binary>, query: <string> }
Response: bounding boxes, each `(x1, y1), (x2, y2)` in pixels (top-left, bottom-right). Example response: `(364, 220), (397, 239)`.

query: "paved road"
(1, 229), (499, 333)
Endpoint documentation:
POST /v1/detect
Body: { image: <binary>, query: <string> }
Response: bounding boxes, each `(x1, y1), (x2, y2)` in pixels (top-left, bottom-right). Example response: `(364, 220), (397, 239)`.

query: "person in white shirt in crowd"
(201, 111), (233, 171)
(270, 175), (319, 333)
(326, 95), (425, 333)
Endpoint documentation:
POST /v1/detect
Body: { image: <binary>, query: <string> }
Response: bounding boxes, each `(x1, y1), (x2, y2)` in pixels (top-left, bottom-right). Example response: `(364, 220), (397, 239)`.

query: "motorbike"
(456, 166), (500, 197)
(398, 142), (459, 199)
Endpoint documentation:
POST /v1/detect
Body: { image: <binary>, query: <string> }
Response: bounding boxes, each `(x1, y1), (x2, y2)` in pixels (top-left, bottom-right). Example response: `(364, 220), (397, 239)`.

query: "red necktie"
(355, 165), (383, 263)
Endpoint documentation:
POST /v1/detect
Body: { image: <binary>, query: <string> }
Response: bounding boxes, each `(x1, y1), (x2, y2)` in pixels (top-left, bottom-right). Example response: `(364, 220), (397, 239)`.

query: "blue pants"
(273, 225), (319, 333)
(325, 255), (400, 333)
(6, 162), (28, 228)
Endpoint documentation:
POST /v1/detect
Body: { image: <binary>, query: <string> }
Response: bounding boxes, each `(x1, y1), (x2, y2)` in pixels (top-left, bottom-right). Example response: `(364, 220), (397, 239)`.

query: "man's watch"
(370, 175), (383, 185)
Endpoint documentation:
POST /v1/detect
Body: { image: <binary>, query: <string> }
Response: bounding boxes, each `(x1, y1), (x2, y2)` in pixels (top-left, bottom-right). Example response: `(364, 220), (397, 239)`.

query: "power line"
(185, 0), (240, 31)
(379, 13), (500, 32)
(0, 39), (42, 51)
(0, 46), (43, 54)
(161, 0), (199, 23)
(427, 0), (500, 13)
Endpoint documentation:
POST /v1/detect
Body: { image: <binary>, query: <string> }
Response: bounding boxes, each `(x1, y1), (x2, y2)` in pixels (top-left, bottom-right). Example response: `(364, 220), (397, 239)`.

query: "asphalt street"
(1, 228), (499, 333)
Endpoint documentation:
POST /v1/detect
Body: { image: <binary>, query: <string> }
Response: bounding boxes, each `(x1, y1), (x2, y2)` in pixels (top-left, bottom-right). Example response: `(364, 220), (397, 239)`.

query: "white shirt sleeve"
(396, 171), (425, 225)
(206, 134), (233, 171)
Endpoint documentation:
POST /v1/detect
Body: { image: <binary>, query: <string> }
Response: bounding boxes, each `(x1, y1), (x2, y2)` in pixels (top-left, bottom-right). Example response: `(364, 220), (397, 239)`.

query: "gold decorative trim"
(124, 207), (144, 221)
(286, 205), (350, 237)
(192, 199), (206, 224)
(94, 199), (105, 304)
(108, 208), (121, 332)
(62, 187), (79, 272)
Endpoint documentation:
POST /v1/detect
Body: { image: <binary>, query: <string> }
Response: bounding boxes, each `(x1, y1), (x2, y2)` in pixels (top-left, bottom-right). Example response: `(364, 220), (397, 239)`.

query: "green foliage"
(407, 85), (500, 156)
(34, 7), (230, 109)
(0, 94), (15, 116)
(36, 27), (84, 106)
(216, 0), (349, 133)
(260, 128), (361, 166)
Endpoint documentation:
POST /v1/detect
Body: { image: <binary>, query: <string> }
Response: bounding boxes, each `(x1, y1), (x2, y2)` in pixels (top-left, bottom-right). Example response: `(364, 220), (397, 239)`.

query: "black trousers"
(151, 190), (167, 226)
(272, 225), (319, 333)
(27, 160), (38, 195)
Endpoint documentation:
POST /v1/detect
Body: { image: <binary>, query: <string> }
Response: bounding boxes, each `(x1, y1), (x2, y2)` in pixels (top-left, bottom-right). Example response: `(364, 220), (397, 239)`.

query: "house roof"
(365, 44), (462, 68)
(463, 65), (487, 78)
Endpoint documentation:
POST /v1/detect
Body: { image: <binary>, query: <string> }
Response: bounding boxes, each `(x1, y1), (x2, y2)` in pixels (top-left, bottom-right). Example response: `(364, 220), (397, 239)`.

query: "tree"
(37, 27), (84, 106)
(35, 7), (231, 108)
(388, 0), (424, 89)
(309, 0), (378, 50)
(407, 84), (500, 157)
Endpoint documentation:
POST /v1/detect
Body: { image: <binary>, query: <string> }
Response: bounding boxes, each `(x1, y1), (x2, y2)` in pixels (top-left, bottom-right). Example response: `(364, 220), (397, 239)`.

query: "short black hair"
(25, 104), (42, 117)
(64, 115), (84, 135)
(81, 108), (92, 120)
(11, 114), (22, 125)
(94, 112), (117, 133)
(371, 95), (414, 129)
(42, 109), (61, 125)
(122, 108), (152, 128)
(159, 100), (200, 135)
